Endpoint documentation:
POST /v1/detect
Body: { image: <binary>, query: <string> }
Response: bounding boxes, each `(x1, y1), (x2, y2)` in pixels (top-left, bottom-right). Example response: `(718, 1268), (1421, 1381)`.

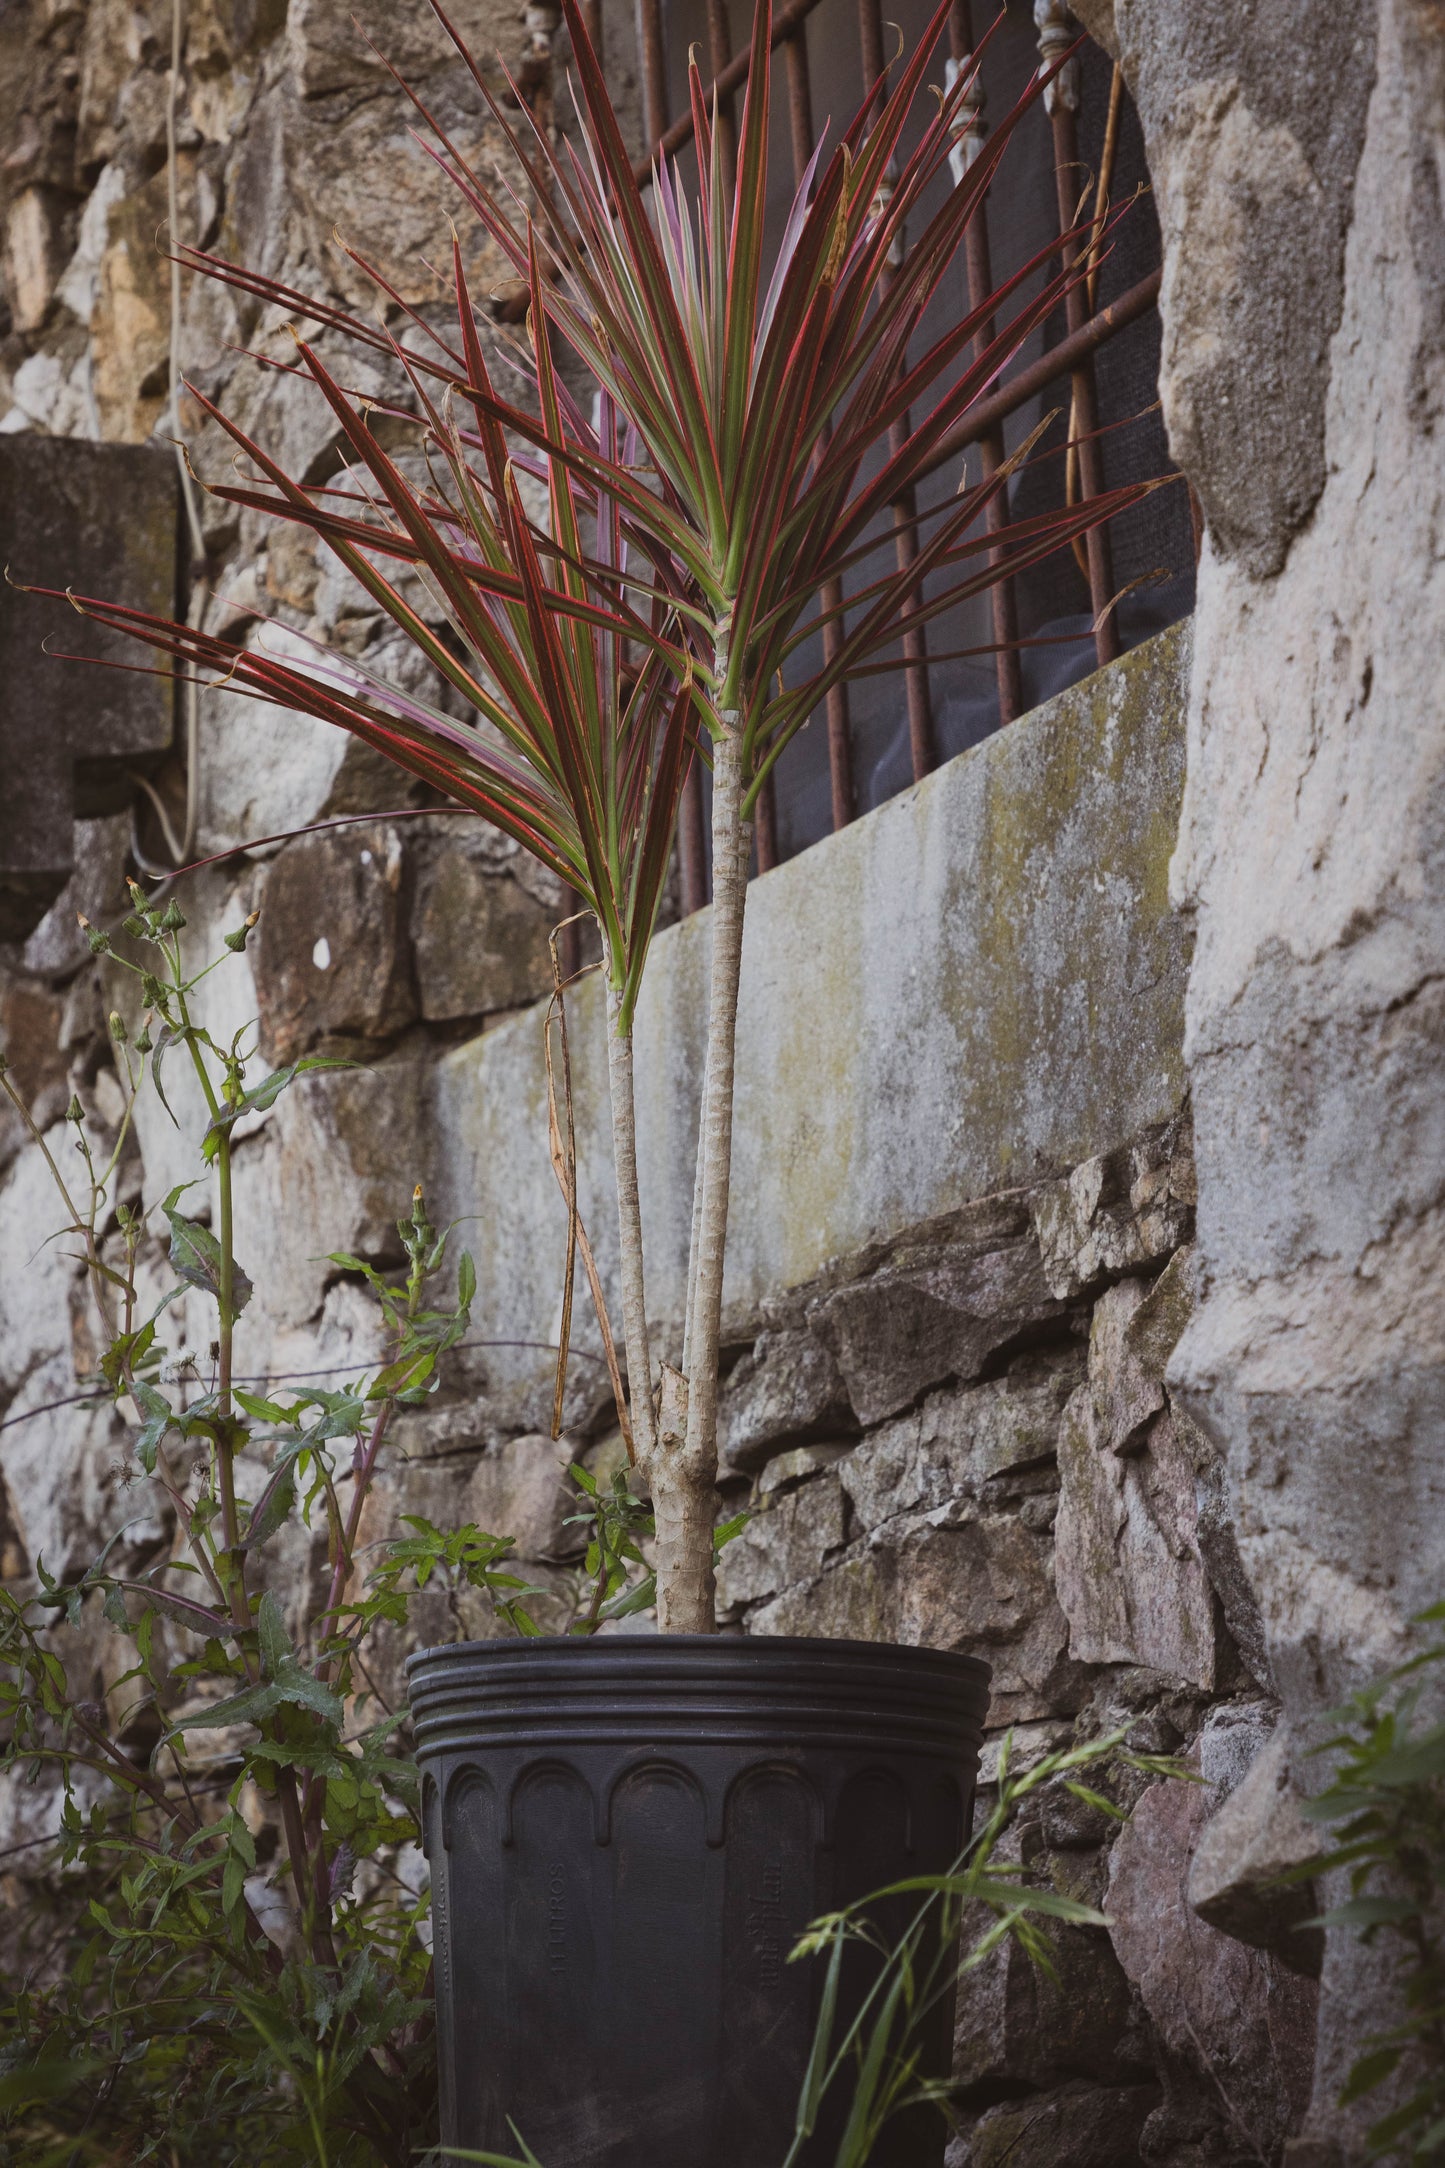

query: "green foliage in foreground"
(0, 908), (652, 2166)
(1292, 1605), (1445, 2161)
(776, 1726), (1188, 2168)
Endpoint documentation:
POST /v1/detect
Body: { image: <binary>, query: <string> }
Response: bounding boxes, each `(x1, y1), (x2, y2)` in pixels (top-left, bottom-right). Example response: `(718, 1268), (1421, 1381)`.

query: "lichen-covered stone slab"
(433, 623), (1191, 1428)
(717, 1328), (852, 1472)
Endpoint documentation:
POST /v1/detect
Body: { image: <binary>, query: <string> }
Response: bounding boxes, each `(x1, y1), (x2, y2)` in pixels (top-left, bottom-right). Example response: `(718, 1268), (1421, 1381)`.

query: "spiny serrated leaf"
(256, 1591), (291, 1681)
(131, 1380), (173, 1473)
(162, 1188), (253, 1317)
(241, 1465), (296, 1554)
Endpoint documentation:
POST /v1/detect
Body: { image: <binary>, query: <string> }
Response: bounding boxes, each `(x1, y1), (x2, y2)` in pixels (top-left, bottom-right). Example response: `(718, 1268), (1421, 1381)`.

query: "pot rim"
(405, 1631), (991, 1682)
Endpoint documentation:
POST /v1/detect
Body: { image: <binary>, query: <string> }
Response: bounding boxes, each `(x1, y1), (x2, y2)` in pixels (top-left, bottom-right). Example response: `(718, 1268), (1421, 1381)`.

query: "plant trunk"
(606, 987), (656, 1467)
(658, 716), (749, 1633)
(650, 1364), (723, 1632)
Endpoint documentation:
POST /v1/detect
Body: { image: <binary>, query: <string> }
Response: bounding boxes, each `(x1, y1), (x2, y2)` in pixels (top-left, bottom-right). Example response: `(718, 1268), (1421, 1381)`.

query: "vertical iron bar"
(786, 23), (854, 830)
(857, 0), (887, 117)
(1037, 1), (1118, 668)
(886, 356), (936, 782)
(558, 905), (582, 982)
(785, 25), (813, 182)
(705, 0), (738, 191)
(754, 768), (778, 872)
(677, 764), (709, 916)
(859, 0), (934, 783)
(749, 763), (778, 869)
(949, 0), (1021, 725)
(637, 0), (668, 158)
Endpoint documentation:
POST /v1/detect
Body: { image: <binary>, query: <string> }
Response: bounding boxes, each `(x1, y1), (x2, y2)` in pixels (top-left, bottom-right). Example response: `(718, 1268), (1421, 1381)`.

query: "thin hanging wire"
(131, 0), (210, 880)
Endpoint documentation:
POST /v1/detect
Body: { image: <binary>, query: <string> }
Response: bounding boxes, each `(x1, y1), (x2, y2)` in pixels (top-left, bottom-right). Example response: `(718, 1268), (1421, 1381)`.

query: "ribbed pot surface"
(409, 1634), (990, 2168)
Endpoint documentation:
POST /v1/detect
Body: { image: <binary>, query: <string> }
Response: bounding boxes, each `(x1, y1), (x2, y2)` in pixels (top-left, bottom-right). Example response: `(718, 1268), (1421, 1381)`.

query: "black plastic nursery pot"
(407, 1634), (990, 2168)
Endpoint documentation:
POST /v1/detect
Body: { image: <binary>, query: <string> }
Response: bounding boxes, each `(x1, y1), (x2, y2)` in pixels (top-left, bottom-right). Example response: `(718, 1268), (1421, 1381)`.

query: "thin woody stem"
(607, 985), (657, 1466)
(652, 643), (749, 1633)
(212, 1129), (244, 1565)
(682, 728), (748, 1420)
(683, 725), (749, 1465)
(320, 1397), (396, 1668)
(680, 1036), (709, 1383)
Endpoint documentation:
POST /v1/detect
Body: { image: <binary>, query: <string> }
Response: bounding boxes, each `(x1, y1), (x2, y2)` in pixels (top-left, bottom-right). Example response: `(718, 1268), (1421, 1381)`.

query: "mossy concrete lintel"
(430, 621), (1192, 1413)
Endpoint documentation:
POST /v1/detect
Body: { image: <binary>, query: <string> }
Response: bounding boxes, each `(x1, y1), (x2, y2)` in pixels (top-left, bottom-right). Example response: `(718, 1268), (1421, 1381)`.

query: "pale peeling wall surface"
(1078, 0), (1445, 2158)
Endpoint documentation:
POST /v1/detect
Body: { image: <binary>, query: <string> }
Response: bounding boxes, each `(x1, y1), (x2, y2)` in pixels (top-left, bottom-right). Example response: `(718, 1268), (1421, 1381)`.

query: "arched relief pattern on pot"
(441, 1747), (966, 1858)
(426, 1744), (974, 2164)
(500, 1760), (602, 2161)
(717, 1766), (820, 2165)
(719, 1757), (828, 1852)
(437, 1762), (495, 1854)
(601, 1754), (714, 1847)
(442, 1769), (504, 2151)
(606, 1760), (710, 2046)
(501, 1756), (610, 1848)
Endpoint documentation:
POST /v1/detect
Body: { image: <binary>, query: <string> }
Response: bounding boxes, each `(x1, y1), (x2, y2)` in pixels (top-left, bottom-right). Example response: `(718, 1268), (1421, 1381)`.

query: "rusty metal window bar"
(531, 0), (1190, 914)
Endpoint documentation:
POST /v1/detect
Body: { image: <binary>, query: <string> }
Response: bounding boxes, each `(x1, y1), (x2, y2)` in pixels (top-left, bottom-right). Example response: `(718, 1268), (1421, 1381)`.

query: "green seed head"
(224, 907), (261, 954)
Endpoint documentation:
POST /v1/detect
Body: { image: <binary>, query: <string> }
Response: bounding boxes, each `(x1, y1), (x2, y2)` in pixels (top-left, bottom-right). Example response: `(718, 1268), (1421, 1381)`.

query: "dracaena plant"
(32, 0), (1156, 1630)
(453, 0), (1158, 1626)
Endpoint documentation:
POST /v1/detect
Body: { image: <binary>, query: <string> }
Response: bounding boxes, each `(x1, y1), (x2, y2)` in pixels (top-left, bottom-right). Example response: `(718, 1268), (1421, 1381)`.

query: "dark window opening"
(644, 0), (1192, 880)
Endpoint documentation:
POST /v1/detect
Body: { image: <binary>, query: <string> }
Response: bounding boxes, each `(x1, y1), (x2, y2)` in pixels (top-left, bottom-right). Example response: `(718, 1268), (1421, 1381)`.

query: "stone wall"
(3, 0), (1438, 2160)
(1072, 2), (1445, 2157)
